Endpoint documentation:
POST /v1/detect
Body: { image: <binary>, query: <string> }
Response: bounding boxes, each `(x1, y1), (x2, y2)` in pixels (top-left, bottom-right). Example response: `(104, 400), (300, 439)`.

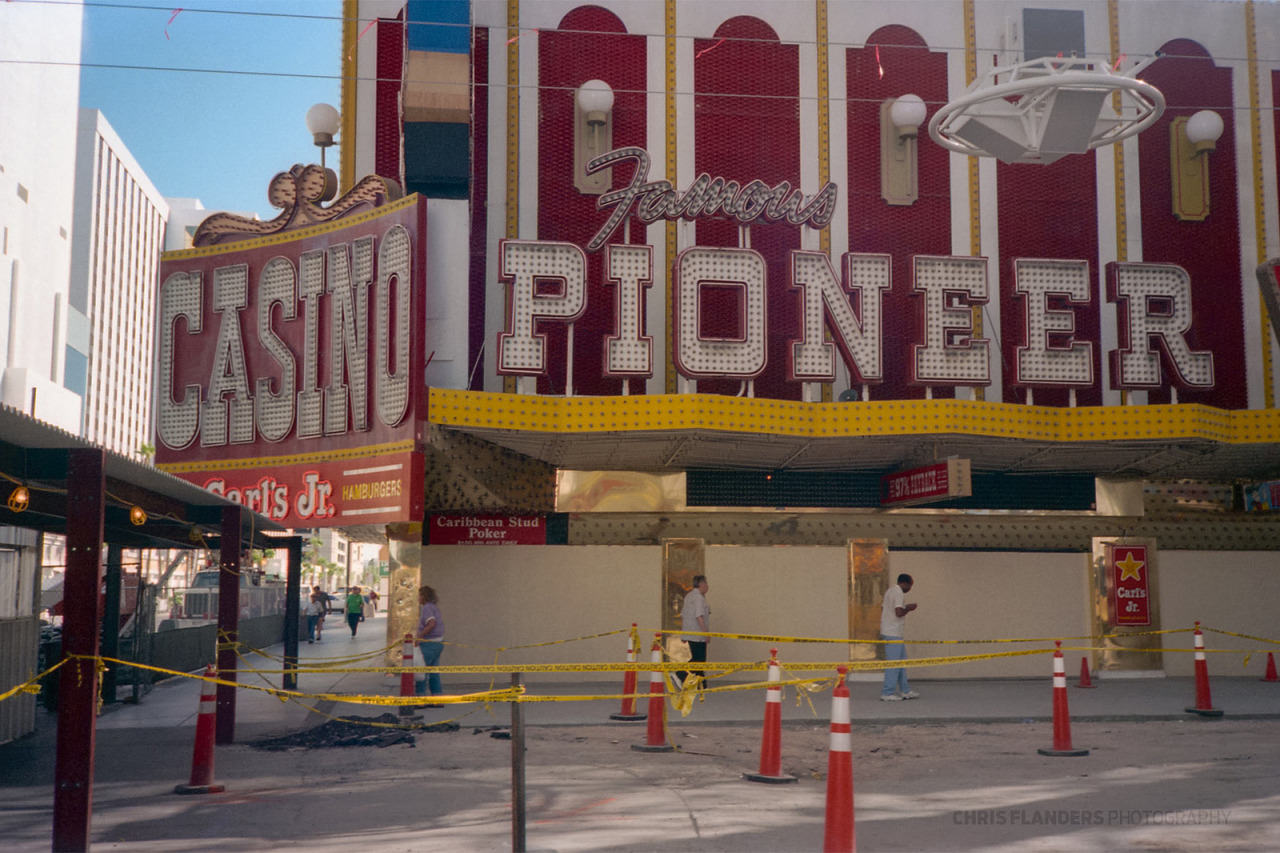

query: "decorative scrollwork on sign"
(192, 165), (404, 247)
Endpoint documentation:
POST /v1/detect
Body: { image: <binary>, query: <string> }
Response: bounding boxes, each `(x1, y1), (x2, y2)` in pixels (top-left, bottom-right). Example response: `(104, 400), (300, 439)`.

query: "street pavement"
(1, 613), (1278, 851)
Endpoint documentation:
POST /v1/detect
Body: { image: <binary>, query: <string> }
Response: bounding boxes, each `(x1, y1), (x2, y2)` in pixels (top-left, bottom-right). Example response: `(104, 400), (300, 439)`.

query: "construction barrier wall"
(419, 545), (1280, 681)
(1159, 551), (1280, 677)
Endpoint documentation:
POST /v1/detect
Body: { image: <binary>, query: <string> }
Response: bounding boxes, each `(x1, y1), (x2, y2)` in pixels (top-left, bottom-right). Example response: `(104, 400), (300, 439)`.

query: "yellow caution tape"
(5, 622), (1263, 712)
(1202, 626), (1280, 646)
(494, 627), (628, 653)
(0, 658), (66, 703)
(658, 626), (1193, 646)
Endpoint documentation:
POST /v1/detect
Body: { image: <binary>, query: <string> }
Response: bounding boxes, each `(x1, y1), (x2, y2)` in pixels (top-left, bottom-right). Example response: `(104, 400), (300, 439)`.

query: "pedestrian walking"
(416, 586), (445, 707)
(305, 591), (324, 643)
(677, 575), (710, 687)
(345, 586), (364, 637)
(880, 573), (919, 701)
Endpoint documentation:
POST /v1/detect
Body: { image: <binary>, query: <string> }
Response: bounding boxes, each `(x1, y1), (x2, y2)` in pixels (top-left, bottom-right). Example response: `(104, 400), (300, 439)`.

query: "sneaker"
(901, 691), (920, 699)
(880, 694), (903, 702)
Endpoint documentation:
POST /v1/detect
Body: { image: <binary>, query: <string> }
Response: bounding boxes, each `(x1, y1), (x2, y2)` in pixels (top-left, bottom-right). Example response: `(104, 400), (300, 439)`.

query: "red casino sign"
(154, 195), (428, 527)
(1109, 544), (1152, 627)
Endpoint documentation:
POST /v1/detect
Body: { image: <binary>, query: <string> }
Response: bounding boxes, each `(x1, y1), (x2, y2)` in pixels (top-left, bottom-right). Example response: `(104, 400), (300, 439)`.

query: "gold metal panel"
(662, 539), (704, 635)
(556, 470), (687, 513)
(385, 522), (423, 667)
(1090, 537), (1163, 672)
(1245, 0), (1276, 406)
(1170, 117), (1210, 222)
(848, 540), (889, 661)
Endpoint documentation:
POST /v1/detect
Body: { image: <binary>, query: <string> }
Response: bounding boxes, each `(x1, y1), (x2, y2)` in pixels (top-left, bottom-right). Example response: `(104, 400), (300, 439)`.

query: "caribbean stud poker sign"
(1109, 544), (1152, 627)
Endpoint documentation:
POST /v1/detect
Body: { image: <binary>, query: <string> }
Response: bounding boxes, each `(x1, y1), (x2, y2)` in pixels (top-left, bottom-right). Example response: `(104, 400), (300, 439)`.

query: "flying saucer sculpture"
(928, 55), (1165, 165)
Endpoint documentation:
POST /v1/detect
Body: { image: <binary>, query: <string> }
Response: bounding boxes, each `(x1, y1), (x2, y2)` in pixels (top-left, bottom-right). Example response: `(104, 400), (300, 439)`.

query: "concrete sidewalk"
(85, 613), (1280, 735)
(2, 613), (1279, 852)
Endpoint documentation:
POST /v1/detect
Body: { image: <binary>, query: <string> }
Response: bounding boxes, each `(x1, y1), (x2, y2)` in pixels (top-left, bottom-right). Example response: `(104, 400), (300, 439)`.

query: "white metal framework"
(928, 56), (1165, 165)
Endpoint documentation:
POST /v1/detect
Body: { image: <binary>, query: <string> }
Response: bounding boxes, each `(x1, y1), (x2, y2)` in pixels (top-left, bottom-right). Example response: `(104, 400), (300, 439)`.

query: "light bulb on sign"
(890, 94), (928, 139)
(8, 485), (29, 512)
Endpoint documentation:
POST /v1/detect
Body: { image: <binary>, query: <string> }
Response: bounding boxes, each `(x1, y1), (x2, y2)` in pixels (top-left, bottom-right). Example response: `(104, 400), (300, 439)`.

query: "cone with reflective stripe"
(1185, 622), (1224, 716)
(822, 666), (855, 853)
(610, 623), (646, 722)
(1075, 655), (1096, 688)
(399, 633), (420, 718)
(174, 665), (226, 794)
(745, 648), (796, 784)
(1262, 652), (1278, 683)
(1038, 642), (1089, 757)
(631, 634), (673, 753)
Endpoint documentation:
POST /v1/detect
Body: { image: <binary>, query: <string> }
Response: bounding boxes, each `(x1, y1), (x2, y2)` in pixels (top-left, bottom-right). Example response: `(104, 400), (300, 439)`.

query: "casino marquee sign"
(154, 186), (427, 528)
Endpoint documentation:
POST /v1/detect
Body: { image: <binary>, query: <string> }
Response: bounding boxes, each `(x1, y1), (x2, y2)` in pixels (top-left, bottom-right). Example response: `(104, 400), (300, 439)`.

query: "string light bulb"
(8, 485), (30, 512)
(129, 505), (147, 526)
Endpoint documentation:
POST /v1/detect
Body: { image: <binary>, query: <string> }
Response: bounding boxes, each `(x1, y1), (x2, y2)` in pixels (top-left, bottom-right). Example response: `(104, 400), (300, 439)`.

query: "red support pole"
(1185, 622), (1224, 716)
(822, 666), (855, 853)
(745, 648), (796, 783)
(610, 623), (646, 722)
(282, 536), (302, 691)
(216, 505), (242, 745)
(631, 633), (673, 753)
(1038, 641), (1089, 757)
(52, 449), (106, 853)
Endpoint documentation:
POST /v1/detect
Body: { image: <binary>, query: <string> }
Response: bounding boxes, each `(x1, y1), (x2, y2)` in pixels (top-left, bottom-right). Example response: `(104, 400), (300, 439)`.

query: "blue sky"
(80, 1), (342, 218)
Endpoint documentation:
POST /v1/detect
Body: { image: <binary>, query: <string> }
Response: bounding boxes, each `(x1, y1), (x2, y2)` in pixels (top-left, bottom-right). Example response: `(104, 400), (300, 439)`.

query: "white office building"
(0, 0), (84, 433)
(69, 109), (168, 457)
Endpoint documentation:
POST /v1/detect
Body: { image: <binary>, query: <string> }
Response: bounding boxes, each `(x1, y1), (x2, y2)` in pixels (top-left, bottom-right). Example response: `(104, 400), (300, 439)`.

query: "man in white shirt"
(880, 573), (918, 701)
(678, 575), (710, 687)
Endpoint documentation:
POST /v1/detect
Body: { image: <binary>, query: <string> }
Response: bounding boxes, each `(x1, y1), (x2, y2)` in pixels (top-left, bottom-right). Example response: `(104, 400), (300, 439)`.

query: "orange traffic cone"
(745, 648), (796, 784)
(1261, 652), (1278, 683)
(174, 665), (226, 794)
(399, 634), (420, 718)
(1038, 642), (1089, 757)
(822, 666), (855, 853)
(610, 623), (647, 722)
(1185, 622), (1224, 716)
(631, 634), (673, 753)
(1075, 655), (1096, 688)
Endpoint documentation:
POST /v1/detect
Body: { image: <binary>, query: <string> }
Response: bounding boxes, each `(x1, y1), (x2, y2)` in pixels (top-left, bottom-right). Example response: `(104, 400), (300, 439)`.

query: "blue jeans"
(417, 641), (444, 696)
(882, 635), (910, 696)
(306, 614), (319, 641)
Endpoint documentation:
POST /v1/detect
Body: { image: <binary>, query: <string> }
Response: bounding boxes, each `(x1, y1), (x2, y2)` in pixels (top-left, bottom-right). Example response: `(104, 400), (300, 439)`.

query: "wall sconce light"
(881, 94), (928, 206)
(1171, 109), (1224, 221)
(7, 485), (29, 513)
(305, 102), (341, 202)
(575, 79), (615, 195)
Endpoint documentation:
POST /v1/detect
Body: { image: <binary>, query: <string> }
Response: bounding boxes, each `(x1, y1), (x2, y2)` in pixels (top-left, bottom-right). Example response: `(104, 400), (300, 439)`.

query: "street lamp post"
(305, 102), (340, 201)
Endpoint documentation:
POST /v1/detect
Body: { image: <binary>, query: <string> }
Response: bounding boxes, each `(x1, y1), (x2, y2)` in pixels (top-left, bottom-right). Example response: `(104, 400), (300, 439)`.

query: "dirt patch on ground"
(249, 713), (460, 750)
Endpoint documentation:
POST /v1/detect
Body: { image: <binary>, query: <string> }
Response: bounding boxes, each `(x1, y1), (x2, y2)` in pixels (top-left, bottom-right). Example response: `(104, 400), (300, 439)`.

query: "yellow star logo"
(1115, 552), (1144, 581)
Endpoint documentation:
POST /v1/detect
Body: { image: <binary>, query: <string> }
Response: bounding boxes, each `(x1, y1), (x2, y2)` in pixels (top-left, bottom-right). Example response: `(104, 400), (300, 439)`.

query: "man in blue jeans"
(880, 573), (919, 701)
